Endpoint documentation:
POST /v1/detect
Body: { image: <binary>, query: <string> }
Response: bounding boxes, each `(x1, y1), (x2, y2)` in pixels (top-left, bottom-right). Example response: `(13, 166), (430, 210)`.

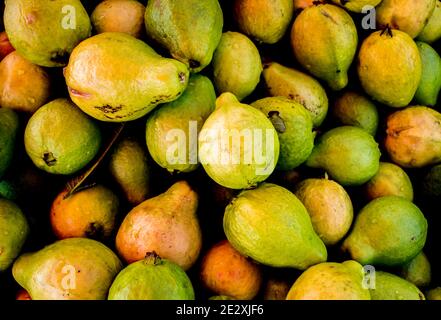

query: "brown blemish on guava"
(43, 152), (57, 167)
(189, 60), (200, 70)
(178, 72), (187, 83)
(95, 105), (123, 114)
(268, 111), (286, 133)
(85, 222), (104, 240)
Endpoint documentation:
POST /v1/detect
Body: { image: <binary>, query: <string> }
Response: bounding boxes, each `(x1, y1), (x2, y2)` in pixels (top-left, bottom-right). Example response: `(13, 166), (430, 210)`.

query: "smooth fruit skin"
(116, 181), (202, 271)
(376, 0), (436, 39)
(291, 4), (358, 91)
(200, 240), (262, 300)
(263, 62), (329, 127)
(91, 0), (146, 38)
(65, 32), (189, 122)
(108, 253), (194, 300)
(294, 178), (353, 246)
(342, 196), (428, 266)
(24, 99), (101, 175)
(199, 93), (280, 190)
(414, 42), (441, 106)
(251, 97), (314, 171)
(400, 252), (431, 287)
(384, 106), (441, 168)
(332, 91), (379, 136)
(234, 0), (294, 44)
(223, 183), (327, 269)
(0, 108), (19, 179)
(0, 199), (29, 271)
(4, 0), (91, 67)
(369, 271), (425, 300)
(364, 162), (414, 201)
(109, 138), (151, 206)
(357, 29), (422, 108)
(306, 126), (381, 186)
(146, 75), (216, 173)
(145, 0), (223, 73)
(0, 51), (50, 113)
(212, 32), (262, 101)
(50, 185), (119, 240)
(417, 0), (441, 43)
(331, 0), (382, 13)
(12, 238), (122, 300)
(286, 261), (371, 300)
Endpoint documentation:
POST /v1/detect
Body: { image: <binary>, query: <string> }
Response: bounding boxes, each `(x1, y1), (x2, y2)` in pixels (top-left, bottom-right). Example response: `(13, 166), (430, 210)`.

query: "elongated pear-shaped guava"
(12, 238), (122, 300)
(306, 126), (381, 186)
(291, 4), (358, 90)
(342, 196), (428, 266)
(145, 0), (223, 73)
(414, 42), (441, 106)
(224, 183), (327, 269)
(65, 32), (189, 122)
(263, 62), (329, 127)
(116, 181), (202, 271)
(146, 75), (216, 173)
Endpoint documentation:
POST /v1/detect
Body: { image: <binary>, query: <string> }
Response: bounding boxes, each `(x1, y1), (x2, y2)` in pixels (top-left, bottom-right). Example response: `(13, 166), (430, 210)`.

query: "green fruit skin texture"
(108, 256), (195, 300)
(224, 183), (327, 269)
(306, 126), (381, 186)
(12, 238), (122, 300)
(291, 4), (358, 91)
(365, 162), (414, 201)
(417, 0), (441, 43)
(145, 0), (223, 73)
(4, 0), (91, 67)
(0, 108), (19, 178)
(199, 93), (280, 190)
(0, 199), (29, 271)
(109, 138), (151, 206)
(333, 91), (379, 136)
(369, 271), (425, 300)
(357, 30), (422, 107)
(422, 164), (441, 198)
(414, 42), (441, 106)
(146, 74), (216, 173)
(286, 261), (371, 300)
(342, 196), (428, 266)
(263, 62), (329, 127)
(400, 252), (431, 287)
(212, 32), (262, 101)
(251, 97), (314, 171)
(234, 0), (294, 44)
(65, 32), (189, 122)
(24, 99), (102, 175)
